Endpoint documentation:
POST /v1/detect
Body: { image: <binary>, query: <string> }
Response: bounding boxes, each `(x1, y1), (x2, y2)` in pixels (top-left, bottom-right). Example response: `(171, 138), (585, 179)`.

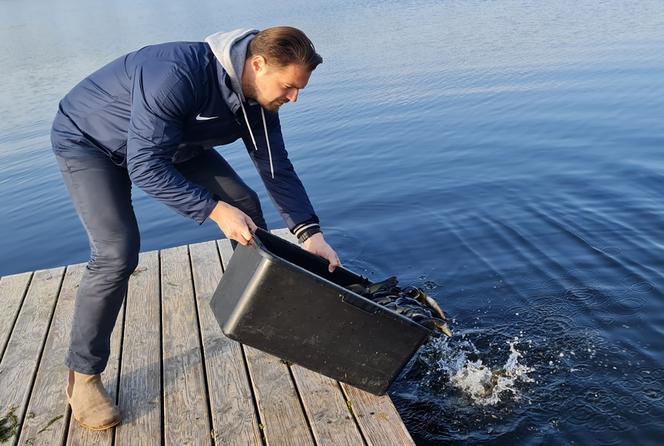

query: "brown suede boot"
(66, 369), (121, 430)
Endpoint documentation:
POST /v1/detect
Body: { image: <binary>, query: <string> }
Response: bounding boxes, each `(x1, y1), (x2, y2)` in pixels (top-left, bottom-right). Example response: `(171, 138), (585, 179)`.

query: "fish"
(404, 287), (448, 320)
(367, 276), (399, 295)
(411, 314), (453, 337)
(347, 277), (453, 337)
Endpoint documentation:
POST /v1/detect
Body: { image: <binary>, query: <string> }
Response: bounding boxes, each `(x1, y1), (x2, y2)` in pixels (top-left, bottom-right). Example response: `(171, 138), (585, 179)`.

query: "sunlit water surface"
(1, 1), (663, 444)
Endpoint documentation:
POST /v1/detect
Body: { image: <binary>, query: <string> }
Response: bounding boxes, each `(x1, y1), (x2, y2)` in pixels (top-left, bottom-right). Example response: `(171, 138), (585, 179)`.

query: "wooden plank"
(0, 267), (64, 446)
(290, 366), (365, 445)
(269, 229), (414, 445)
(17, 264), (84, 446)
(66, 277), (126, 445)
(268, 229), (366, 445)
(243, 346), (315, 446)
(160, 245), (211, 445)
(189, 240), (262, 446)
(218, 238), (314, 446)
(115, 251), (162, 445)
(216, 238), (234, 271)
(340, 380), (415, 445)
(0, 272), (32, 363)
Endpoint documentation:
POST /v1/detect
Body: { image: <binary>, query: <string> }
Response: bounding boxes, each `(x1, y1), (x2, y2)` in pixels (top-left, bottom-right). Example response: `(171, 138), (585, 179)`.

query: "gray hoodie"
(205, 29), (278, 178)
(205, 28), (257, 104)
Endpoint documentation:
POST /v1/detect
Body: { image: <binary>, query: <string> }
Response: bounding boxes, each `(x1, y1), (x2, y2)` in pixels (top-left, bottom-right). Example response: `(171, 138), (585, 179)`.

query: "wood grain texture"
(189, 240), (262, 446)
(218, 238), (314, 446)
(0, 272), (32, 363)
(160, 245), (211, 446)
(115, 251), (162, 446)
(4, 230), (415, 446)
(268, 229), (367, 445)
(269, 228), (414, 445)
(17, 264), (84, 446)
(340, 383), (415, 445)
(290, 366), (365, 445)
(0, 267), (63, 446)
(243, 346), (315, 446)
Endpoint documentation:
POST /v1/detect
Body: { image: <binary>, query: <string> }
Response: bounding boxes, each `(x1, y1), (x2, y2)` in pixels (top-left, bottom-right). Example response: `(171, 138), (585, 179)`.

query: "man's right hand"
(208, 201), (257, 246)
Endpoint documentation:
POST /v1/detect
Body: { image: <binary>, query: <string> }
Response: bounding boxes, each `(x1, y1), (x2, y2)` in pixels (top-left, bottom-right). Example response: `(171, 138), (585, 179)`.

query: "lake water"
(1, 0), (663, 444)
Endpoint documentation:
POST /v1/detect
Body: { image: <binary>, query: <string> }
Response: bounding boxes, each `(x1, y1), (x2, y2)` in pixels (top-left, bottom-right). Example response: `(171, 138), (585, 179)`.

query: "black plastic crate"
(208, 228), (430, 395)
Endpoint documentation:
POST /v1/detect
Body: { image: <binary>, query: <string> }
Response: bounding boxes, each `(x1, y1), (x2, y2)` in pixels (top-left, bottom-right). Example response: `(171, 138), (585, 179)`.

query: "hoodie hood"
(205, 28), (258, 104)
(205, 28), (277, 179)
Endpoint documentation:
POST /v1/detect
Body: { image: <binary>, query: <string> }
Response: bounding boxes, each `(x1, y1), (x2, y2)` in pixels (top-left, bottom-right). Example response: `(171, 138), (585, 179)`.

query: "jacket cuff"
(197, 198), (219, 225)
(293, 222), (321, 243)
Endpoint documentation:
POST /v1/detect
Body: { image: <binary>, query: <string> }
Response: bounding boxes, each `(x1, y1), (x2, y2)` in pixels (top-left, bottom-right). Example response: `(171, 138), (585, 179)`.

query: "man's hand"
(208, 201), (257, 246)
(303, 232), (341, 273)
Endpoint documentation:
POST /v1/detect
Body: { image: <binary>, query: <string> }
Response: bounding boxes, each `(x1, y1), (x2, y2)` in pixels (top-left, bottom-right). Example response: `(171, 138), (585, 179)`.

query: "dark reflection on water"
(2, 0), (664, 444)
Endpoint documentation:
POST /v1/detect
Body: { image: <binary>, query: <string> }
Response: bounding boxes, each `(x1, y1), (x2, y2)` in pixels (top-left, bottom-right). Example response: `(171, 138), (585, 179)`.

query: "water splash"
(393, 292), (663, 444)
(450, 339), (534, 405)
(421, 335), (534, 406)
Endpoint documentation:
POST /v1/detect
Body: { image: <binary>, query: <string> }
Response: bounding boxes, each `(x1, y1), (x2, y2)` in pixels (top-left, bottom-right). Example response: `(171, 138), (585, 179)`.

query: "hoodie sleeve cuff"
(197, 198), (219, 225)
(292, 221), (321, 243)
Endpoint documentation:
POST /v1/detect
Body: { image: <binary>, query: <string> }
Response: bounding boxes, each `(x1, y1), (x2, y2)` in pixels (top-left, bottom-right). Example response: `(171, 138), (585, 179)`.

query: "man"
(51, 26), (340, 431)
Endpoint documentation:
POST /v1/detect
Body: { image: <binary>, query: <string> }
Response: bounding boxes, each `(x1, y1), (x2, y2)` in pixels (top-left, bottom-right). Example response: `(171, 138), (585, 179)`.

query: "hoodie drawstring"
(260, 108), (275, 180)
(239, 101), (275, 179)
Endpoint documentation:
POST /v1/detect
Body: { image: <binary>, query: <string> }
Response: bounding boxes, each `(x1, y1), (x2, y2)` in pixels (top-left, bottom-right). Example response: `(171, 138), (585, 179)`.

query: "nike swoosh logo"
(195, 114), (219, 121)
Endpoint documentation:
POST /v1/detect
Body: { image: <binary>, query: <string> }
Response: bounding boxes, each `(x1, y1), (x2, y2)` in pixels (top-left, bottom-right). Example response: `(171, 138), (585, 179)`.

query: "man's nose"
(287, 89), (299, 103)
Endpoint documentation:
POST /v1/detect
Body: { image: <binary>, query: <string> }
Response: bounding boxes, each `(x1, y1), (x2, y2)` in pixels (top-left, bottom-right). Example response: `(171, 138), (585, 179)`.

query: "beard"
(245, 91), (281, 112)
(263, 99), (288, 113)
(244, 83), (288, 112)
(244, 81), (289, 112)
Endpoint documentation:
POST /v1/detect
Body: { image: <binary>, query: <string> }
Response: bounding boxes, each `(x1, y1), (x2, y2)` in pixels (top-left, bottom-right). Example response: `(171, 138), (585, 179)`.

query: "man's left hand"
(303, 232), (341, 273)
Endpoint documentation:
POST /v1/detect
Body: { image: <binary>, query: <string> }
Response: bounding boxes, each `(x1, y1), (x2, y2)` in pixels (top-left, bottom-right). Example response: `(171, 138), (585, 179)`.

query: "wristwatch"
(296, 224), (322, 244)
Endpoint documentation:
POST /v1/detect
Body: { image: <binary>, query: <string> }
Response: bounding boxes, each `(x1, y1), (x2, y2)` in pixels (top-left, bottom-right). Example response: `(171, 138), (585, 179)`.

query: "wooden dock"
(0, 229), (415, 445)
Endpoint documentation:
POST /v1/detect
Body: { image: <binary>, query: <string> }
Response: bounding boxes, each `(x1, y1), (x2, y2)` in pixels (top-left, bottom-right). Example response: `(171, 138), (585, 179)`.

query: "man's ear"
(251, 55), (267, 74)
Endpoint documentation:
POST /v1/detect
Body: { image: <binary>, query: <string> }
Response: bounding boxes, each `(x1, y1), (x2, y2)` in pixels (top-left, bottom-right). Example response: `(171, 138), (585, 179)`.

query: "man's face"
(250, 59), (311, 112)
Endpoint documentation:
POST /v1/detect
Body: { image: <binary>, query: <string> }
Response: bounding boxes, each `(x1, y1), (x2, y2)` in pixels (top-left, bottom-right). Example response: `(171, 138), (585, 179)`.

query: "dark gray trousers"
(53, 144), (267, 375)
